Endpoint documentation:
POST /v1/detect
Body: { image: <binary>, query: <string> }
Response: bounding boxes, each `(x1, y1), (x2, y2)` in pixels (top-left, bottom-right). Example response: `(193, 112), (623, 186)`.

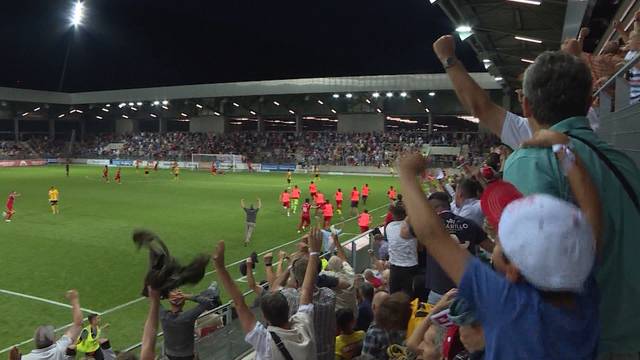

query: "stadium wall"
(597, 103), (640, 166)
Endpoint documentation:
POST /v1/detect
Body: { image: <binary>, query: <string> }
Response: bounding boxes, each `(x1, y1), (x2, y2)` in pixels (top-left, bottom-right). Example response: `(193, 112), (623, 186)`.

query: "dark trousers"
(389, 264), (420, 296)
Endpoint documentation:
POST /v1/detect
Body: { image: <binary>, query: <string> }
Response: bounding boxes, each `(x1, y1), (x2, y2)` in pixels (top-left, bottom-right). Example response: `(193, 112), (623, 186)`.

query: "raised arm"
(140, 287), (160, 360)
(614, 20), (630, 43)
(64, 290), (83, 341)
(301, 228), (322, 305)
(433, 35), (507, 136)
(212, 241), (257, 333)
(257, 198), (262, 209)
(240, 199), (245, 208)
(275, 251), (287, 278)
(398, 154), (471, 285)
(333, 234), (348, 262)
(263, 252), (276, 286)
(246, 257), (263, 295)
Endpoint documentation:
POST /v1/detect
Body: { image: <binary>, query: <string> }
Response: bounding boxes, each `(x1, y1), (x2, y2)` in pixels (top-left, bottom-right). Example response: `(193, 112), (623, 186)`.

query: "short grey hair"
(523, 51), (592, 126)
(34, 325), (55, 349)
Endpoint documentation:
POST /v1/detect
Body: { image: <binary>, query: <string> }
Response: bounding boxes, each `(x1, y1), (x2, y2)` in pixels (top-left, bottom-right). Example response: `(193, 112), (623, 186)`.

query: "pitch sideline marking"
(0, 288), (100, 315)
(0, 203), (388, 354)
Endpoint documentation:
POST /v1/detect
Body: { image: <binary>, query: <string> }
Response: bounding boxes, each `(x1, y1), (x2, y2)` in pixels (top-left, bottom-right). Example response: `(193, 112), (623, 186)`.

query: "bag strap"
(566, 132), (640, 212)
(269, 331), (294, 360)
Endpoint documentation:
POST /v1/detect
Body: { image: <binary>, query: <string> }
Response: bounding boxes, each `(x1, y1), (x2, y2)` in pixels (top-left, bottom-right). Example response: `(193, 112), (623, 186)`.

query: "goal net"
(191, 154), (244, 172)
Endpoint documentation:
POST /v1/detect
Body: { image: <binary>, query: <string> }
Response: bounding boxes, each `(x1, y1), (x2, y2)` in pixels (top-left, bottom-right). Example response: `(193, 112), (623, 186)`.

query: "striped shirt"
(625, 51), (640, 104)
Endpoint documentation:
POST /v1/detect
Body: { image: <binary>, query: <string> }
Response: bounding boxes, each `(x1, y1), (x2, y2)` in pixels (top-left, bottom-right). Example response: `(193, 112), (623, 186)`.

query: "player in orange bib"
(291, 185), (301, 213)
(361, 184), (370, 205)
(297, 199), (312, 233)
(322, 201), (334, 228)
(350, 187), (360, 216)
(115, 168), (122, 184)
(314, 191), (326, 216)
(334, 188), (343, 216)
(280, 189), (291, 217)
(309, 181), (318, 198)
(387, 186), (397, 203)
(358, 209), (371, 233)
(102, 165), (109, 183)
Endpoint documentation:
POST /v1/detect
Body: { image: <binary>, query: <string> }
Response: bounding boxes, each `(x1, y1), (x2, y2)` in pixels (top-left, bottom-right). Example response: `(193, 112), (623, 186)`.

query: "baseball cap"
(480, 180), (523, 228)
(499, 194), (595, 292)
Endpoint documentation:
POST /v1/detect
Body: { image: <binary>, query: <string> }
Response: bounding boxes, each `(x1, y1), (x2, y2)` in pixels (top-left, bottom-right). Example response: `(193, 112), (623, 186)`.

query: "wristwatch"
(441, 56), (458, 69)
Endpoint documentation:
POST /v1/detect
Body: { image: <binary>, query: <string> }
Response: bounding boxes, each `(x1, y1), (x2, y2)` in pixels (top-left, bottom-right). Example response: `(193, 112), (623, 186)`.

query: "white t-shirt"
(386, 220), (418, 267)
(451, 198), (485, 227)
(23, 336), (72, 360)
(245, 304), (317, 360)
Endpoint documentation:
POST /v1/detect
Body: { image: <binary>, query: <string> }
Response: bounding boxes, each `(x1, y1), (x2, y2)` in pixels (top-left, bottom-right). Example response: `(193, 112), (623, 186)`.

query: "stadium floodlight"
(429, 0), (438, 3)
(514, 35), (542, 44)
(150, 113), (157, 118)
(331, 109), (337, 114)
(416, 98), (422, 103)
(372, 92), (380, 98)
(345, 93), (353, 99)
(233, 102), (240, 107)
(122, 115), (129, 118)
(365, 99), (371, 104)
(130, 107), (138, 111)
(101, 108), (109, 112)
(273, 101), (280, 106)
(482, 59), (491, 63)
(213, 111), (221, 116)
(21, 112), (29, 117)
(429, 91), (436, 97)
(494, 77), (504, 81)
(507, 0), (541, 5)
(180, 113), (188, 117)
(136, 102), (143, 106)
(521, 58), (535, 64)
(153, 100), (160, 106)
(58, 114), (66, 118)
(128, 102), (134, 106)
(162, 105), (169, 110)
(33, 107), (41, 112)
(332, 94), (340, 99)
(425, 107), (430, 113)
(118, 103), (126, 108)
(456, 25), (473, 41)
(76, 110), (84, 113)
(400, 92), (407, 97)
(289, 109), (295, 114)
(376, 108), (382, 113)
(196, 104), (203, 109)
(250, 110), (257, 115)
(162, 100), (169, 105)
(96, 115), (103, 119)
(386, 92), (393, 98)
(105, 104), (111, 107)
(317, 100), (324, 105)
(70, 1), (85, 27)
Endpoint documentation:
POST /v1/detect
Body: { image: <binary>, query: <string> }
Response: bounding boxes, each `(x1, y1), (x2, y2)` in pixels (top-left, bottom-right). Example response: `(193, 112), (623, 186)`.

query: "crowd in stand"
(9, 16), (640, 360)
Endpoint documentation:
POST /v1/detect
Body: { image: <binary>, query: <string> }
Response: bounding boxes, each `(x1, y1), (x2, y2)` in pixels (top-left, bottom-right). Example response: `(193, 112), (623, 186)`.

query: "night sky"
(0, 0), (482, 92)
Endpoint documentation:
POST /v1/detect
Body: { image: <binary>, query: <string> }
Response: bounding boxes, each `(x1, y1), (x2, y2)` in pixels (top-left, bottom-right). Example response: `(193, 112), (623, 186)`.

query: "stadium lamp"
(58, 114), (66, 118)
(416, 98), (422, 103)
(521, 58), (535, 64)
(162, 100), (169, 105)
(345, 93), (353, 99)
(21, 112), (29, 117)
(317, 100), (324, 105)
(456, 25), (473, 41)
(273, 101), (280, 106)
(429, 92), (436, 97)
(372, 92), (380, 98)
(507, 0), (541, 5)
(70, 1), (85, 27)
(153, 101), (160, 106)
(365, 99), (371, 104)
(385, 92), (393, 98)
(376, 108), (382, 113)
(331, 109), (337, 114)
(96, 115), (103, 119)
(128, 102), (134, 106)
(162, 105), (169, 110)
(514, 35), (542, 44)
(250, 110), (257, 115)
(233, 102), (240, 107)
(332, 94), (340, 99)
(136, 102), (143, 106)
(180, 113), (188, 117)
(213, 111), (221, 116)
(429, 0), (438, 3)
(33, 107), (41, 112)
(150, 114), (157, 118)
(289, 109), (295, 114)
(494, 77), (504, 81)
(400, 92), (407, 97)
(122, 115), (129, 119)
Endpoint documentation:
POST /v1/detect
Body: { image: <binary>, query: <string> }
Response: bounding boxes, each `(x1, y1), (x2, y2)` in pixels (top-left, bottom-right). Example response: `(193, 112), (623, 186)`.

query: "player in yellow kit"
(172, 162), (180, 181)
(48, 186), (60, 214)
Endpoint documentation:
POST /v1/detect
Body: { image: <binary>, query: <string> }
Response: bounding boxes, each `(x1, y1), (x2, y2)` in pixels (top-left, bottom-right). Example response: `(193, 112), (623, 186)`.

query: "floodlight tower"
(58, 1), (85, 91)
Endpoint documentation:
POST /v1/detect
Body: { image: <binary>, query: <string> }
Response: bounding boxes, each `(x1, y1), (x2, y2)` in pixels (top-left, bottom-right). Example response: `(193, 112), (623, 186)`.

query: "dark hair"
(88, 313), (99, 323)
(336, 308), (356, 332)
(338, 188), (342, 192)
(428, 192), (451, 210)
(397, 194), (403, 201)
(390, 203), (406, 220)
(359, 283), (374, 301)
(353, 186), (357, 190)
(486, 153), (501, 172)
(523, 51), (592, 126)
(458, 178), (480, 199)
(305, 198), (309, 202)
(260, 292), (290, 327)
(376, 292), (412, 331)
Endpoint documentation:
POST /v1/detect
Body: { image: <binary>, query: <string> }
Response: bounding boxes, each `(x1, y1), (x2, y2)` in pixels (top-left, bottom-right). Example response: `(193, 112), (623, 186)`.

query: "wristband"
(309, 252), (320, 257)
(552, 143), (576, 175)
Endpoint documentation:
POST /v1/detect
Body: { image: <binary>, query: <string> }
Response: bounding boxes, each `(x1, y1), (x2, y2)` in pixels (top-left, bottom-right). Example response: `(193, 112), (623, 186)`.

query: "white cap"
(498, 194), (595, 292)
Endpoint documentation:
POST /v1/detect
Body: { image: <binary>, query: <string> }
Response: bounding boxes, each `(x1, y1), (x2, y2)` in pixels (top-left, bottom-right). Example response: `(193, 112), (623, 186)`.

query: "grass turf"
(0, 165), (399, 352)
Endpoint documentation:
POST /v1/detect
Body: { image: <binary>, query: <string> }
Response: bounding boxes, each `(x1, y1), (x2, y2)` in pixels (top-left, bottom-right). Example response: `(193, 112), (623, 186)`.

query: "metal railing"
(594, 51), (640, 114)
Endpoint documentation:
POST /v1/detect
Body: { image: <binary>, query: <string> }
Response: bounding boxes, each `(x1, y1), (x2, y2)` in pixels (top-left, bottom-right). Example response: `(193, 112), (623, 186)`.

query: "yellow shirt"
(48, 189), (59, 201)
(335, 330), (365, 360)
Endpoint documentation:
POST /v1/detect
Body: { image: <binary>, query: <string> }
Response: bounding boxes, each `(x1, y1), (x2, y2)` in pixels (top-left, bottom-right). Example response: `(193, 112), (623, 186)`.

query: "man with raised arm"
(241, 198), (262, 246)
(213, 228), (323, 360)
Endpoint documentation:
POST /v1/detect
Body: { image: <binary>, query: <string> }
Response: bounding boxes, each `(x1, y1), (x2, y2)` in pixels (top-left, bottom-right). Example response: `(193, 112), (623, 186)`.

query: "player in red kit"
(387, 186), (397, 202)
(115, 168), (122, 184)
(297, 199), (312, 233)
(350, 186), (360, 216)
(3, 191), (20, 222)
(322, 201), (334, 228)
(102, 165), (109, 183)
(309, 181), (318, 198)
(361, 184), (370, 205)
(280, 189), (291, 217)
(334, 188), (343, 216)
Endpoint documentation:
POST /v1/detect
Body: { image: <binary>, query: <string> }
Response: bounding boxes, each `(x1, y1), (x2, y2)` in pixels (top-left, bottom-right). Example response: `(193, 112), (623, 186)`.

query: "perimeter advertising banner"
(0, 159), (47, 167)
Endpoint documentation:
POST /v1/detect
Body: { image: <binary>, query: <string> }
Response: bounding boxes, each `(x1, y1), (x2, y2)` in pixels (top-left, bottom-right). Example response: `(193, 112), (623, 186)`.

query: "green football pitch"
(0, 165), (399, 352)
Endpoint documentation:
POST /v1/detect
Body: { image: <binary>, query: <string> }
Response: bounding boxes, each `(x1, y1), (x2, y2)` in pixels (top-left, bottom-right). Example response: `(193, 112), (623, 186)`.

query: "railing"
(594, 51), (640, 114)
(120, 222), (381, 360)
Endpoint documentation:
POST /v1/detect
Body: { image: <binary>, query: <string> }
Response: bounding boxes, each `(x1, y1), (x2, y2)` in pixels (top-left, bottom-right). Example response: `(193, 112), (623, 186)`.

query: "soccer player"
(314, 165), (320, 181)
(314, 191), (326, 216)
(335, 188), (344, 215)
(172, 163), (180, 181)
(387, 186), (397, 203)
(350, 186), (360, 216)
(298, 198), (312, 233)
(102, 165), (109, 183)
(211, 162), (217, 176)
(280, 189), (291, 217)
(48, 186), (60, 215)
(358, 209), (371, 233)
(361, 184), (370, 205)
(154, 161), (159, 172)
(309, 181), (318, 198)
(322, 201), (334, 228)
(3, 191), (20, 222)
(115, 168), (122, 184)
(291, 185), (301, 214)
(286, 170), (293, 186)
(65, 163), (70, 177)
